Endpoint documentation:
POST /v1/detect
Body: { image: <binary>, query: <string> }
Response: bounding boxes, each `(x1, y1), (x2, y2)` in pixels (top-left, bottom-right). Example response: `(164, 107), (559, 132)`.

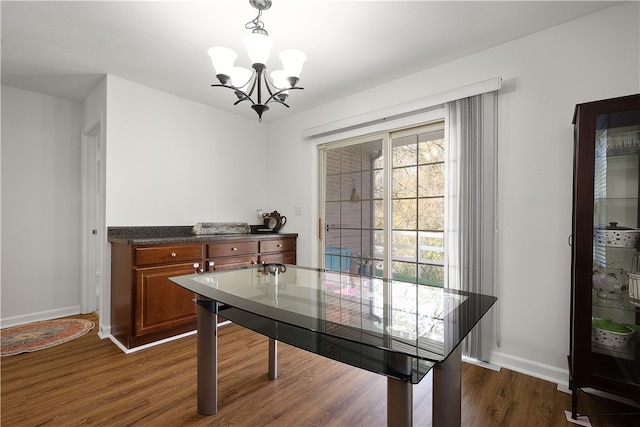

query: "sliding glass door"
(319, 122), (445, 284)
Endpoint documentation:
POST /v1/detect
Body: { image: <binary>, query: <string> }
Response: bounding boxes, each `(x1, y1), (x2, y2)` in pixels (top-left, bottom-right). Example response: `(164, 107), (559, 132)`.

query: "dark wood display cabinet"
(570, 94), (640, 419)
(109, 229), (297, 349)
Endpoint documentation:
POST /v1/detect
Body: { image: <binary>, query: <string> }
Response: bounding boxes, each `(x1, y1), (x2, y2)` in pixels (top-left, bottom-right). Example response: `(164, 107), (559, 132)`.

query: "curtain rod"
(301, 77), (502, 140)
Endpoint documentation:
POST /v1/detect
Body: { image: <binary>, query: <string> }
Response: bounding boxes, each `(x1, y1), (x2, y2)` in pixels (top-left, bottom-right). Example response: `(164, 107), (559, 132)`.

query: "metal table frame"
(195, 296), (462, 427)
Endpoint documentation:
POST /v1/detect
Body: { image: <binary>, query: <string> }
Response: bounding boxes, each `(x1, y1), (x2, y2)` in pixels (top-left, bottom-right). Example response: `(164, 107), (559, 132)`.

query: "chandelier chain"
(245, 9), (267, 35)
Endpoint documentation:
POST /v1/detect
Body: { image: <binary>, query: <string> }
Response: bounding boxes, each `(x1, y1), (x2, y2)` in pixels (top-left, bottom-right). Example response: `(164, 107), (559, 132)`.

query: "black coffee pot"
(264, 210), (287, 232)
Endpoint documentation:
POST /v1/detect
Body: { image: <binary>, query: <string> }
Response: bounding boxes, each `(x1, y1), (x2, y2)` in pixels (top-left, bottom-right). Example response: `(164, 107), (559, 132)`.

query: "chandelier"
(207, 0), (306, 121)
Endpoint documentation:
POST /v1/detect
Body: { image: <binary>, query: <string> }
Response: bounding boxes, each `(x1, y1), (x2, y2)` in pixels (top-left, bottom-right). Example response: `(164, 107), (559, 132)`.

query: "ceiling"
(1, 1), (623, 122)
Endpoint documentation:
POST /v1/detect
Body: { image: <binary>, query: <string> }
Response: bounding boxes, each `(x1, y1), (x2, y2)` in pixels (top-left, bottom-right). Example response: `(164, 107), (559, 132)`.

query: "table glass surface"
(171, 264), (497, 383)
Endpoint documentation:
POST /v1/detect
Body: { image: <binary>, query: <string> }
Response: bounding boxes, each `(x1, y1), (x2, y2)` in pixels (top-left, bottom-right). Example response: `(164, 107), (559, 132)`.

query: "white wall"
(84, 76), (106, 126)
(104, 75), (269, 226)
(266, 2), (640, 385)
(0, 76), (270, 328)
(1, 86), (83, 326)
(99, 76), (269, 331)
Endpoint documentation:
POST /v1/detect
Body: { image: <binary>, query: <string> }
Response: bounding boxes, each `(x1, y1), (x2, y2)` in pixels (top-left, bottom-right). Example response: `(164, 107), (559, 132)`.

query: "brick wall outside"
(325, 144), (378, 274)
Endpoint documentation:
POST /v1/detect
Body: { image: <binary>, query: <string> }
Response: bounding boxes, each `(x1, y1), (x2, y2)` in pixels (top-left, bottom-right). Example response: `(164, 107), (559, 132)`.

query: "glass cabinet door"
(590, 107), (640, 391)
(571, 95), (640, 420)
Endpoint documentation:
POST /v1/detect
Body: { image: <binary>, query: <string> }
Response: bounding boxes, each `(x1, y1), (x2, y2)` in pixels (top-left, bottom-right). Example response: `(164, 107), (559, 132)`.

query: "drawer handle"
(209, 261), (215, 267)
(276, 244), (282, 248)
(171, 252), (177, 257)
(194, 263), (204, 274)
(231, 247), (238, 251)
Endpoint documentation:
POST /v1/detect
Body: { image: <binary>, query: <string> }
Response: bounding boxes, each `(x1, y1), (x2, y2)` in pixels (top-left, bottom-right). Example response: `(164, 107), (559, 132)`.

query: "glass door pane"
(391, 128), (445, 286)
(591, 108), (640, 387)
(322, 138), (384, 277)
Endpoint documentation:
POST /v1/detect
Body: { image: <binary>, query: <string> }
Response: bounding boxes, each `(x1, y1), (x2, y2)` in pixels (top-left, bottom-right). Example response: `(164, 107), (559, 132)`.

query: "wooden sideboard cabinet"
(110, 232), (297, 349)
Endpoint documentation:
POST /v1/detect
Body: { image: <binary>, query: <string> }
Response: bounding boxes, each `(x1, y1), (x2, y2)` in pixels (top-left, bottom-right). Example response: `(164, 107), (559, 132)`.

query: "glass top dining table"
(171, 263), (497, 426)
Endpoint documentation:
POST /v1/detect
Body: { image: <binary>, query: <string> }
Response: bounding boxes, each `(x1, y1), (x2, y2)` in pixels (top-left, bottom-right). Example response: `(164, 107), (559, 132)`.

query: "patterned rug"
(1, 318), (94, 356)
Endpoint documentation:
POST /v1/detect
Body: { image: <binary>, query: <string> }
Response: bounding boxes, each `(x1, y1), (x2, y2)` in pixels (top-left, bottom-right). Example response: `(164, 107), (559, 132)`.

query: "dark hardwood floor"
(2, 313), (639, 426)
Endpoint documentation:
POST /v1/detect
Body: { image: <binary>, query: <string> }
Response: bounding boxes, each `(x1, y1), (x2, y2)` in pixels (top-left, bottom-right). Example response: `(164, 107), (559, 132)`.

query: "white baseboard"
(107, 330), (198, 354)
(104, 320), (233, 353)
(98, 321), (111, 338)
(489, 350), (570, 388)
(0, 306), (81, 329)
(557, 383), (572, 395)
(462, 356), (502, 372)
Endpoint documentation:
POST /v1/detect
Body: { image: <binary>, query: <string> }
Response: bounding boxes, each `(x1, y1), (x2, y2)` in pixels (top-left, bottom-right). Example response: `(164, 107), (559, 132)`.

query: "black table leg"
(432, 344), (462, 427)
(269, 338), (278, 379)
(197, 296), (217, 415)
(387, 353), (413, 427)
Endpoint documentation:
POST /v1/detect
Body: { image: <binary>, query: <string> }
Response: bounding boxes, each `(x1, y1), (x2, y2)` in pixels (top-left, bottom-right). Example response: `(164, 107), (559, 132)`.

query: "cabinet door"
(134, 262), (200, 337)
(572, 94), (640, 399)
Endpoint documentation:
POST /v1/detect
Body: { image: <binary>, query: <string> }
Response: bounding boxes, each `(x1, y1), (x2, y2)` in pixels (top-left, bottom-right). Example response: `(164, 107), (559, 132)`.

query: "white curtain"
(445, 92), (498, 361)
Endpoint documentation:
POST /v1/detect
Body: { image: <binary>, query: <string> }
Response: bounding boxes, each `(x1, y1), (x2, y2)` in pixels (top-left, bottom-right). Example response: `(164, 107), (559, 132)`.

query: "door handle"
(319, 219), (330, 239)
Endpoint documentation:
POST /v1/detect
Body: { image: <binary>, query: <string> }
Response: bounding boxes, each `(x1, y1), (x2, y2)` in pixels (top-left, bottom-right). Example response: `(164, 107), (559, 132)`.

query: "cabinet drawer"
(207, 241), (258, 257)
(260, 238), (296, 254)
(259, 252), (296, 265)
(207, 255), (257, 271)
(135, 244), (203, 267)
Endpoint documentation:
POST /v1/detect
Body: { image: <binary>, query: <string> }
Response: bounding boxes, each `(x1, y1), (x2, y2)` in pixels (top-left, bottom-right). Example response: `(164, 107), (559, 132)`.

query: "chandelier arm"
(273, 101), (290, 108)
(262, 71), (277, 97)
(237, 74), (255, 93)
(233, 95), (258, 107)
(262, 72), (293, 105)
(264, 87), (304, 106)
(211, 84), (257, 106)
(244, 73), (259, 99)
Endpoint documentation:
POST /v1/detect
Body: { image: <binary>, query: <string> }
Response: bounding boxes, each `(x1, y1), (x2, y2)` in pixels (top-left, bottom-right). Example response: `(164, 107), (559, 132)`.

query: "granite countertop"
(108, 226), (297, 245)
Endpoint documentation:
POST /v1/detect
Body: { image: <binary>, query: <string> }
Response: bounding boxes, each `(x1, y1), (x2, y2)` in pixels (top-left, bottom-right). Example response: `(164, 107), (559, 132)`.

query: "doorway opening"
(81, 116), (106, 316)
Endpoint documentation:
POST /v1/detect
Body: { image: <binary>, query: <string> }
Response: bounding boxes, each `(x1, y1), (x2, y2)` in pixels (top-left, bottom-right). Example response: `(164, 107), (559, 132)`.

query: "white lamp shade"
(243, 32), (273, 66)
(279, 49), (306, 79)
(230, 67), (253, 91)
(208, 47), (237, 76)
(270, 70), (289, 89)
